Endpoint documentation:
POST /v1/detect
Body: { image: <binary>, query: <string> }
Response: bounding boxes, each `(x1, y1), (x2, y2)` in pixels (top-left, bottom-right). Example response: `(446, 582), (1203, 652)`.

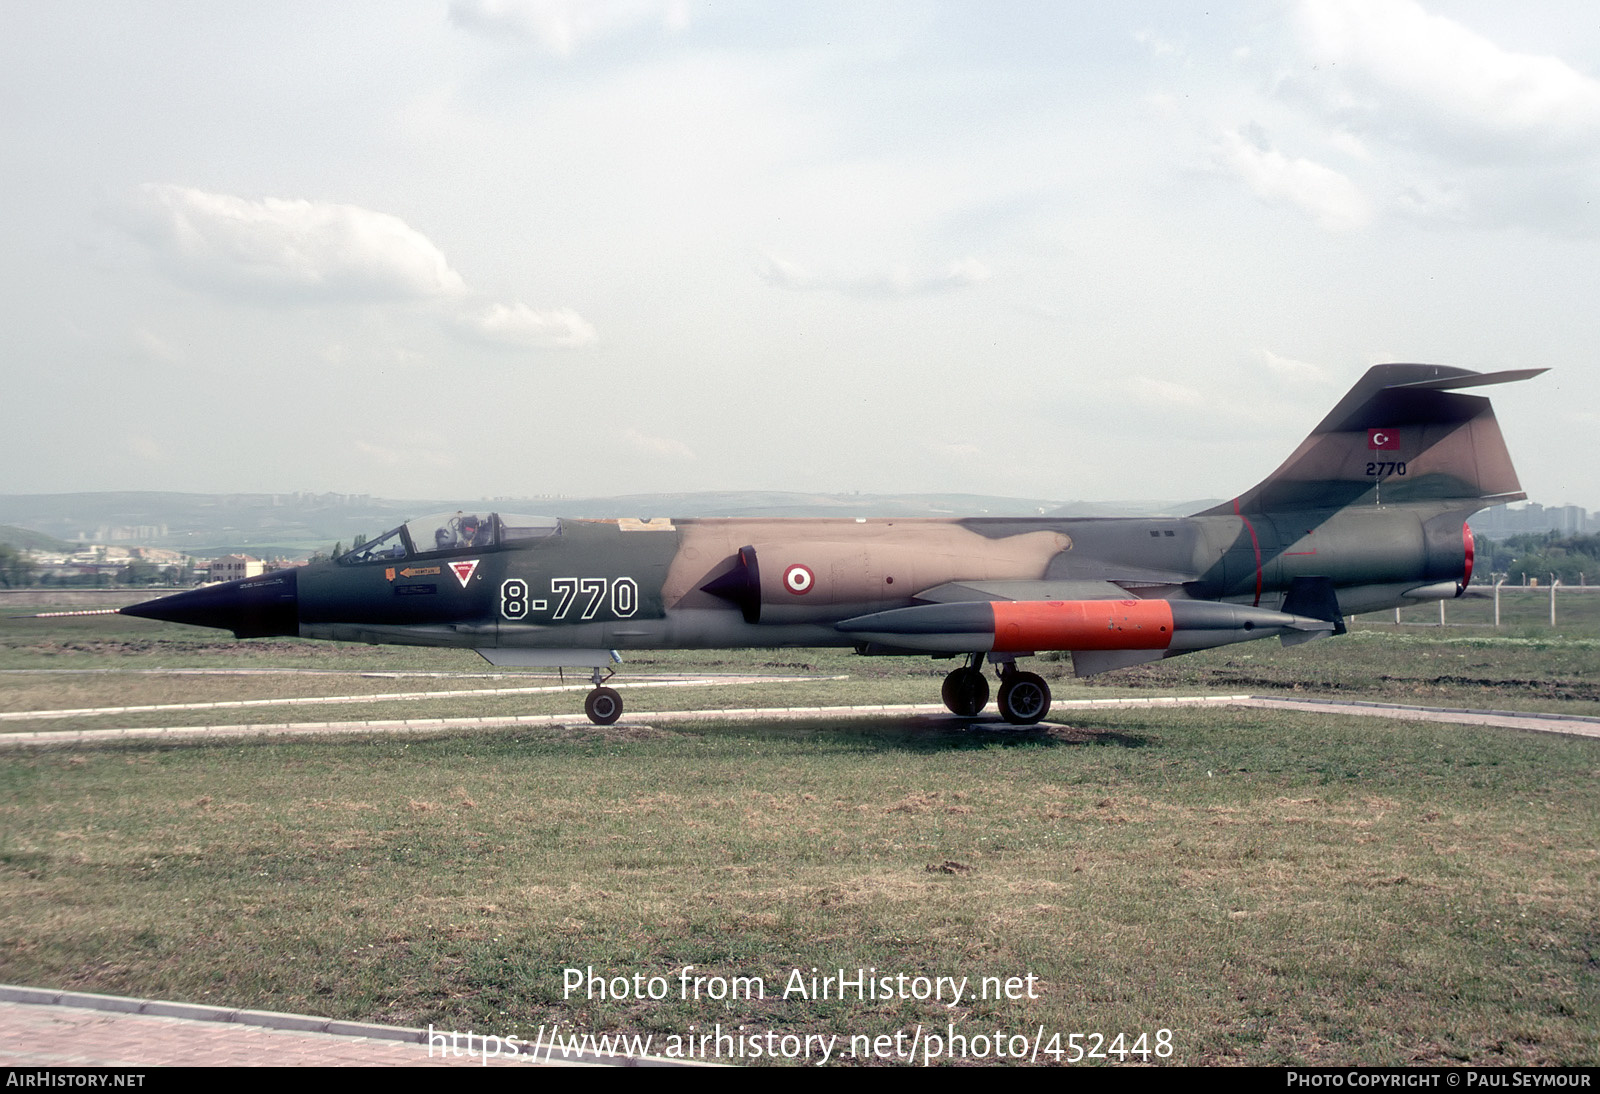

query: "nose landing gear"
(584, 665), (623, 725)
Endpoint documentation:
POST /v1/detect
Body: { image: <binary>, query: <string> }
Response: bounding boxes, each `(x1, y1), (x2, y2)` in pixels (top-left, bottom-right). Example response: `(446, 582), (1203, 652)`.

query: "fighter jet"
(123, 363), (1542, 725)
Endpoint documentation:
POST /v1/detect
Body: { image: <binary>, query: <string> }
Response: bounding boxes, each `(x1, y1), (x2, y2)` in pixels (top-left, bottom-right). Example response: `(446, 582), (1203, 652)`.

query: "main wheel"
(584, 686), (623, 726)
(941, 666), (990, 717)
(997, 671), (1051, 725)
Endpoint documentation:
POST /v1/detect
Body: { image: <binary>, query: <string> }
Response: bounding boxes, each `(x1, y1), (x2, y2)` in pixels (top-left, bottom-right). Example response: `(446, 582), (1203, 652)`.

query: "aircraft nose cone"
(121, 569), (300, 639)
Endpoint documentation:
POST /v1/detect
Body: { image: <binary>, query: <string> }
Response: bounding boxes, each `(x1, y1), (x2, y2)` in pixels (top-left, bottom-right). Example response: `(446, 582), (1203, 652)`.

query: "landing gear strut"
(996, 663), (1051, 725)
(584, 666), (622, 726)
(941, 654), (990, 717)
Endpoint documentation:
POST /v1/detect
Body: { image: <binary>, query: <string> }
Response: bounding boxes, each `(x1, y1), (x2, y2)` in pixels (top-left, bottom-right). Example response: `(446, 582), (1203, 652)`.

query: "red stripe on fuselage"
(1233, 497), (1263, 607)
(990, 599), (1176, 652)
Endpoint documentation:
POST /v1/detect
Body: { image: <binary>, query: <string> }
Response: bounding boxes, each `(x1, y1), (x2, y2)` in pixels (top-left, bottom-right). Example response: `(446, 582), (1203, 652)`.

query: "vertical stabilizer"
(1200, 364), (1544, 516)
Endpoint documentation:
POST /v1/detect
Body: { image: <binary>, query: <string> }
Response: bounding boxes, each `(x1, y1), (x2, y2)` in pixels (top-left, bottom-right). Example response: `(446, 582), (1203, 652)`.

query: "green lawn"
(0, 598), (1596, 1066)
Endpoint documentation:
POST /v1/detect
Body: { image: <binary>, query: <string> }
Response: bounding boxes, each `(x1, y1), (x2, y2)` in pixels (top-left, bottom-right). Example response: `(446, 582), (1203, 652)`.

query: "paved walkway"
(0, 988), (683, 1067)
(0, 695), (1251, 747)
(4, 692), (1598, 749)
(0, 674), (843, 723)
(1234, 696), (1600, 739)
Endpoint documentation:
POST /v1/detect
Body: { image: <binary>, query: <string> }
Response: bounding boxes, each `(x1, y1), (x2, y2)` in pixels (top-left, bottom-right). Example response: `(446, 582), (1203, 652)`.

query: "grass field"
(0, 597), (1596, 1066)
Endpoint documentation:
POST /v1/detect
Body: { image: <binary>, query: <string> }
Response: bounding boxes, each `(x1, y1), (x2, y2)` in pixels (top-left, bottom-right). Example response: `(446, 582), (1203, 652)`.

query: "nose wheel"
(583, 666), (622, 725)
(996, 665), (1051, 725)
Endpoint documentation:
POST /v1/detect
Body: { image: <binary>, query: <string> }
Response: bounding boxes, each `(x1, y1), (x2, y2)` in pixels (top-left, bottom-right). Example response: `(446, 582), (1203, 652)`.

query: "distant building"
(212, 555), (264, 582)
(1469, 502), (1597, 538)
(93, 524), (168, 542)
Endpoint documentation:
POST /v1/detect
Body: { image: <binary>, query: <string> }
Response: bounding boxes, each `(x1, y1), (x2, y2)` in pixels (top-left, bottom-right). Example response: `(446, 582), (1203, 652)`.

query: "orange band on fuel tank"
(990, 599), (1177, 652)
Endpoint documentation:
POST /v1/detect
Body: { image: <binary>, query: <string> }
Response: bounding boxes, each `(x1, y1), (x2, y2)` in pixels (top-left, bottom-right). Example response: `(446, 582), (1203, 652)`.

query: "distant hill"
(0, 524), (71, 552)
(1042, 499), (1220, 518)
(0, 490), (1214, 557)
(538, 491), (1070, 519)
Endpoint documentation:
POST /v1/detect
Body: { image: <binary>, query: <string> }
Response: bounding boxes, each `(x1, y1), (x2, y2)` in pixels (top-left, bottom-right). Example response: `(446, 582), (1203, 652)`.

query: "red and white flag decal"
(1367, 428), (1400, 450)
(450, 560), (479, 587)
(783, 563), (814, 595)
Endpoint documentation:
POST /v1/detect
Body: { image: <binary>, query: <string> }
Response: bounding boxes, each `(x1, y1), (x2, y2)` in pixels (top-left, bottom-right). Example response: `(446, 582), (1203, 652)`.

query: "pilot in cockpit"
(433, 512), (490, 551)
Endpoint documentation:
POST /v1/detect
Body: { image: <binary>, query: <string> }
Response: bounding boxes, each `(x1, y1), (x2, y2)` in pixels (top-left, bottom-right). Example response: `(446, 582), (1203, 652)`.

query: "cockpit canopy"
(338, 511), (558, 564)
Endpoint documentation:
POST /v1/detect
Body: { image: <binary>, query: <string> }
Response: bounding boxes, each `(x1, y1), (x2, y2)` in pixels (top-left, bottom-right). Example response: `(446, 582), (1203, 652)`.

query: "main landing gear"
(940, 655), (1052, 725)
(941, 655), (990, 717)
(996, 665), (1051, 725)
(584, 666), (623, 726)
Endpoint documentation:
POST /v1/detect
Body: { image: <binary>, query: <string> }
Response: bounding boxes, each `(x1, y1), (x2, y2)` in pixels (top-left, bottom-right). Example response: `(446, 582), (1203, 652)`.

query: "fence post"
(1494, 579), (1503, 627)
(1551, 579), (1559, 626)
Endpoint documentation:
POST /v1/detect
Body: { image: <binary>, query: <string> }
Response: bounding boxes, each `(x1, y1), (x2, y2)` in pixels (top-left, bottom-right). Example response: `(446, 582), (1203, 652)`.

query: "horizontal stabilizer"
(1388, 368), (1548, 391)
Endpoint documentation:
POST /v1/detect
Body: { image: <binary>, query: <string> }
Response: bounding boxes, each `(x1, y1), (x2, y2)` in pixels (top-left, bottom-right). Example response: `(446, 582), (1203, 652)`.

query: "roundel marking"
(783, 563), (815, 595)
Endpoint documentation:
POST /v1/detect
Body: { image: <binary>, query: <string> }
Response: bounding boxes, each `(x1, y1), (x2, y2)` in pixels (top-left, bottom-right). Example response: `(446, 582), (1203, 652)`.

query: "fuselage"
(170, 503), (1469, 653)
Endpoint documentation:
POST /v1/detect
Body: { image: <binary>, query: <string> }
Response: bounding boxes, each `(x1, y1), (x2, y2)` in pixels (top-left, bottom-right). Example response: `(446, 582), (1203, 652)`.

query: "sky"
(2, 1), (1597, 509)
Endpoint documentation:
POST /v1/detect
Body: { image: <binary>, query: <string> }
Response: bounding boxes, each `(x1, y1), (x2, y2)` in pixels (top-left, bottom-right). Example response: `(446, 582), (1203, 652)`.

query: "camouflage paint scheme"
(124, 364), (1543, 724)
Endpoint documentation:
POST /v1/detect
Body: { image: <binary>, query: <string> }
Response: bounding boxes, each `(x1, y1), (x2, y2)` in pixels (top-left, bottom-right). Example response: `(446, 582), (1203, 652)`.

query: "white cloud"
(126, 434), (165, 463)
(1217, 129), (1371, 231)
(125, 185), (469, 302)
(622, 428), (695, 460)
(452, 302), (597, 349)
(1297, 0), (1600, 158)
(758, 254), (991, 296)
(1393, 177), (1472, 223)
(132, 329), (184, 365)
(1128, 377), (1204, 407)
(1325, 129), (1373, 162)
(124, 185), (596, 351)
(354, 440), (456, 469)
(1258, 349), (1330, 384)
(1133, 29), (1179, 59)
(449, 0), (688, 55)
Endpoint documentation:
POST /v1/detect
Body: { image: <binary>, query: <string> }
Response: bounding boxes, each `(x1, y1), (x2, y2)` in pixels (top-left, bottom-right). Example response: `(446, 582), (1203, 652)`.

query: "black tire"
(584, 686), (623, 726)
(941, 667), (990, 717)
(997, 671), (1051, 725)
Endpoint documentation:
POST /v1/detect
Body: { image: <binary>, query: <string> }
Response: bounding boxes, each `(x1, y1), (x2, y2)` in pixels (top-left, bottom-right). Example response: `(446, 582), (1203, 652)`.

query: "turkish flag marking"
(1368, 429), (1400, 450)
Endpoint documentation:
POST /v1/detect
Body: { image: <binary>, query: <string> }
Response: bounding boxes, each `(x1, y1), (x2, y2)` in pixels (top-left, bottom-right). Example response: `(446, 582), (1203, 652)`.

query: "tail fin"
(1201, 363), (1545, 516)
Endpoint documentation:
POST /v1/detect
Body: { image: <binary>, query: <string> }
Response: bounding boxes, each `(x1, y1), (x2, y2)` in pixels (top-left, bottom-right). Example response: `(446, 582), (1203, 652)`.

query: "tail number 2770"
(500, 578), (638, 621)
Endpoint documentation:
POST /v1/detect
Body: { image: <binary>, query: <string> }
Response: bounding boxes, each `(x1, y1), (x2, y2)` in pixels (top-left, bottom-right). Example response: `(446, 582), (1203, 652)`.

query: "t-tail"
(1172, 363), (1546, 641)
(1200, 363), (1546, 518)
